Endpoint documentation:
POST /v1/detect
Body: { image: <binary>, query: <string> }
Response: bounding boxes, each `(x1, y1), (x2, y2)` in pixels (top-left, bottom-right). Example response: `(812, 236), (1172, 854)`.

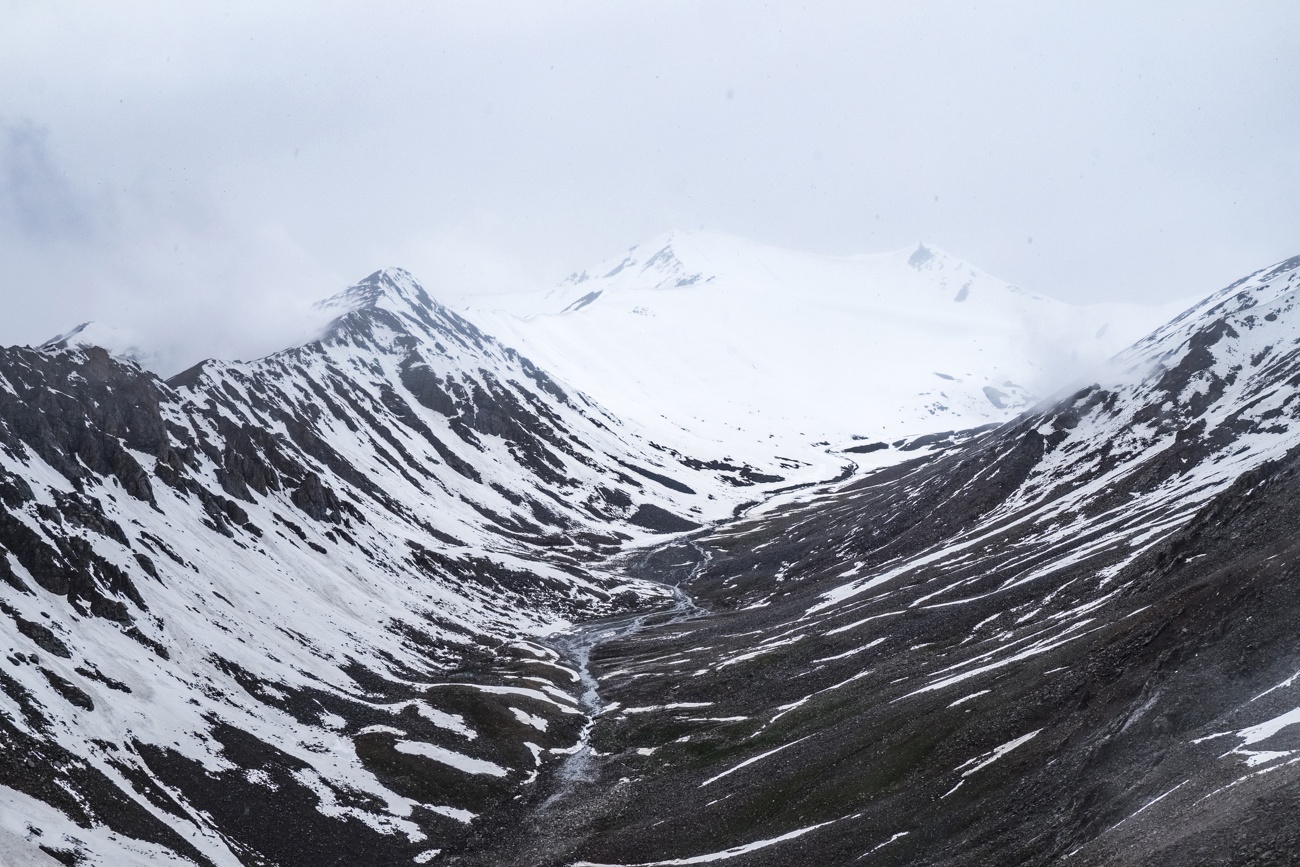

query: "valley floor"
(448, 433), (1300, 867)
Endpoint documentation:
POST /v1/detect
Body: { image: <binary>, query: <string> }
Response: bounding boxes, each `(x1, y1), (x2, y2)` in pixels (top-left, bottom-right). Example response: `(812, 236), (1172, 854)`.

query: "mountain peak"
(39, 320), (94, 348)
(307, 267), (503, 361)
(37, 320), (157, 368)
(313, 267), (437, 319)
(907, 242), (937, 269)
(554, 231), (718, 294)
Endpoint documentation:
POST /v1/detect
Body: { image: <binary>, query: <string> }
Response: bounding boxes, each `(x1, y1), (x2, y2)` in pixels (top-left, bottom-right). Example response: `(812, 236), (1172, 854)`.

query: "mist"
(2, 1), (1297, 375)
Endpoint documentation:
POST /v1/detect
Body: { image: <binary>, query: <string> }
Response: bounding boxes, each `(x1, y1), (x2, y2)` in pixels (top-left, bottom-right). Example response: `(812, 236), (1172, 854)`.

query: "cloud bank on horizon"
(1, 1), (1297, 374)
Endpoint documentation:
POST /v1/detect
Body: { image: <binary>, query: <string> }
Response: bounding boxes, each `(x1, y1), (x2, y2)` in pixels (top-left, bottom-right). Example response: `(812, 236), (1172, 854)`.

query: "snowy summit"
(461, 231), (1188, 447)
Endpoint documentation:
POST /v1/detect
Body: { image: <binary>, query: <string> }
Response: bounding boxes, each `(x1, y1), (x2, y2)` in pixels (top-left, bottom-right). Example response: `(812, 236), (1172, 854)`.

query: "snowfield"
(460, 230), (1188, 456)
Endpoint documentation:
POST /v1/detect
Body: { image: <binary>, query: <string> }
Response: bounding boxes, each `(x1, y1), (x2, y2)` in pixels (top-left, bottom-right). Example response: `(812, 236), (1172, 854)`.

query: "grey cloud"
(0, 2), (1297, 373)
(0, 119), (95, 242)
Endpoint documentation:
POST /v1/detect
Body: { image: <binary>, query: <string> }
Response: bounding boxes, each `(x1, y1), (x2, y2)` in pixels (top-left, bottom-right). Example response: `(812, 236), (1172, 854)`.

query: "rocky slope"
(0, 269), (804, 866)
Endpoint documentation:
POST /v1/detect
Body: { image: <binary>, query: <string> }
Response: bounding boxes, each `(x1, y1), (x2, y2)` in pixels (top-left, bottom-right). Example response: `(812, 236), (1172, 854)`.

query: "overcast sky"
(2, 1), (1297, 373)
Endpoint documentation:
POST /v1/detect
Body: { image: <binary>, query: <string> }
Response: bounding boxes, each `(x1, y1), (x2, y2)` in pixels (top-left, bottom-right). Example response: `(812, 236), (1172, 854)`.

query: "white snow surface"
(460, 231), (1187, 455)
(392, 741), (508, 777)
(572, 816), (844, 866)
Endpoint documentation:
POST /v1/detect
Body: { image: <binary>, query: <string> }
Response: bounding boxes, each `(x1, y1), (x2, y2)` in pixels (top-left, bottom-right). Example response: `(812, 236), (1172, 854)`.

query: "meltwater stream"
(443, 538), (715, 865)
(540, 539), (711, 806)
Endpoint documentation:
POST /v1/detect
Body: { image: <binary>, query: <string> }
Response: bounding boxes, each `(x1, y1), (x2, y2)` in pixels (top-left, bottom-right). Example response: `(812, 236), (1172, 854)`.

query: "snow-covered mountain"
(9, 248), (1300, 866)
(460, 231), (1188, 451)
(461, 253), (1300, 866)
(0, 268), (809, 866)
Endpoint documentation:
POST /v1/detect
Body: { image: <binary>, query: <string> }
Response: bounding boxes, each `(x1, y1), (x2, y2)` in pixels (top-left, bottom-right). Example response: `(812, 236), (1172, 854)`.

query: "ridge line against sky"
(1, 1), (1297, 370)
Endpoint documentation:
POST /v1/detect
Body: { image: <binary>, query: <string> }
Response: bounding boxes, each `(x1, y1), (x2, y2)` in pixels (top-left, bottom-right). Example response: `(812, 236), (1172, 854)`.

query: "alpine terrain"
(3, 242), (1300, 867)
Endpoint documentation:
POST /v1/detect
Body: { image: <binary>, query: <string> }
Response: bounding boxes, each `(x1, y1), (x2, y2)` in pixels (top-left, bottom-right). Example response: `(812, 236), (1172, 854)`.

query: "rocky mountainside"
(444, 254), (1300, 866)
(461, 231), (1188, 453)
(0, 269), (805, 866)
(6, 249), (1300, 867)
